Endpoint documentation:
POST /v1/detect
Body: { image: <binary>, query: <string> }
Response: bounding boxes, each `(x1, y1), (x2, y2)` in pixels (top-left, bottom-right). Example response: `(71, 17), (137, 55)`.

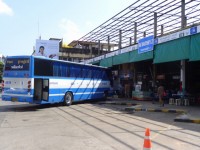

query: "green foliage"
(0, 62), (4, 82)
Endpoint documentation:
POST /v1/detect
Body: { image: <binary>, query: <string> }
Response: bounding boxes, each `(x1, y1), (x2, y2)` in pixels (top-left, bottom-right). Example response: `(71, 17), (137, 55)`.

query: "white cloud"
(59, 19), (83, 44)
(0, 0), (13, 16)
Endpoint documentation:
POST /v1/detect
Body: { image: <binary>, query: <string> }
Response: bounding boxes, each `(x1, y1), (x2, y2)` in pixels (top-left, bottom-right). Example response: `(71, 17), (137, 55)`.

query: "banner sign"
(84, 58), (93, 64)
(93, 55), (105, 61)
(190, 26), (197, 35)
(35, 39), (60, 59)
(120, 45), (137, 54)
(105, 51), (116, 58)
(5, 58), (30, 71)
(84, 25), (200, 64)
(138, 35), (154, 54)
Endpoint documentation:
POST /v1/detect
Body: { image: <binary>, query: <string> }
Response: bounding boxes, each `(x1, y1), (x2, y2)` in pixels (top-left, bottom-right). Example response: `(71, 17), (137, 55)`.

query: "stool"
(183, 99), (189, 106)
(169, 98), (175, 105)
(175, 99), (181, 105)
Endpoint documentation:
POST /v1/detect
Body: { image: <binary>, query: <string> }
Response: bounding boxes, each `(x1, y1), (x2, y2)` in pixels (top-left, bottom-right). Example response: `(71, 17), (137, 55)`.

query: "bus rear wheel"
(64, 92), (73, 106)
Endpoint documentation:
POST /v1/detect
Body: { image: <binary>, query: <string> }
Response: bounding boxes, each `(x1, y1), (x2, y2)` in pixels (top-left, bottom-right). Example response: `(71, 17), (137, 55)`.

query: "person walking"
(157, 84), (165, 107)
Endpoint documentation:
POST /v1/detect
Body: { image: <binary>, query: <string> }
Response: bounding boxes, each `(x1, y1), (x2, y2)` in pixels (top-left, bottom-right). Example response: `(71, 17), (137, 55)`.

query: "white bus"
(2, 56), (111, 105)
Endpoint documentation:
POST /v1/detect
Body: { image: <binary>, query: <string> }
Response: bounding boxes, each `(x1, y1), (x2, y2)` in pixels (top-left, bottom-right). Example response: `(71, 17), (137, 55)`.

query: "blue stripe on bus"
(2, 95), (33, 103)
(3, 71), (31, 78)
(3, 88), (31, 94)
(3, 87), (109, 95)
(48, 87), (109, 94)
(2, 92), (105, 104)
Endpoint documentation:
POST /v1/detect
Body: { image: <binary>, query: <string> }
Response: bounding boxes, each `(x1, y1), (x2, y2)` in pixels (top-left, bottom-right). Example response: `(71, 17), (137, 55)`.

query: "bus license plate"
(11, 97), (18, 102)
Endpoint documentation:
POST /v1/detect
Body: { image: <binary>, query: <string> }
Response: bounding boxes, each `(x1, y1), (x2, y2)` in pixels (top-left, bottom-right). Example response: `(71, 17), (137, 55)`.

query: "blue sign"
(138, 35), (154, 54)
(154, 38), (158, 45)
(190, 26), (197, 35)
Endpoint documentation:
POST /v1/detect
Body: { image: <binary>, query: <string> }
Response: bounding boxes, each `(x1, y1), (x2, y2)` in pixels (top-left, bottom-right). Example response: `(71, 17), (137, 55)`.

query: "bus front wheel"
(64, 92), (73, 106)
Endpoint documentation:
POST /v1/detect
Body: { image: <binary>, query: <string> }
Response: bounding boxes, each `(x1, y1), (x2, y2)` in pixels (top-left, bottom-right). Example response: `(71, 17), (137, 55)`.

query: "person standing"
(157, 84), (165, 107)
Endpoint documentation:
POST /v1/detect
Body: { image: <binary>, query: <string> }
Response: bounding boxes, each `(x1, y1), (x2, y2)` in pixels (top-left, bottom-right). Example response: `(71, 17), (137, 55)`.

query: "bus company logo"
(11, 65), (23, 69)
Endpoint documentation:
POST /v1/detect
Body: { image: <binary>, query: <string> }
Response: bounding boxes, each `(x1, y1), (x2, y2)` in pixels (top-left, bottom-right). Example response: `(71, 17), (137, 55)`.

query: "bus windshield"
(5, 58), (30, 71)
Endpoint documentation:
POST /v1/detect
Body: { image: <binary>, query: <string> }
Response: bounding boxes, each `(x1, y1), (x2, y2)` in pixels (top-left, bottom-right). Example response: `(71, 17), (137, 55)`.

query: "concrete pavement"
(99, 98), (200, 124)
(0, 98), (200, 150)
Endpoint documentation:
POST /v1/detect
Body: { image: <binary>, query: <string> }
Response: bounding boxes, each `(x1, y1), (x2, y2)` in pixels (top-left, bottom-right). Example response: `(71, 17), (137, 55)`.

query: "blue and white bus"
(2, 56), (111, 105)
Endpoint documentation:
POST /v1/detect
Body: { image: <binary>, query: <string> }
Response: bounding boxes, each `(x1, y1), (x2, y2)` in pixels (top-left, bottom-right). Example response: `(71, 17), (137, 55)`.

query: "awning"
(190, 33), (200, 61)
(99, 57), (112, 67)
(91, 61), (100, 65)
(129, 50), (153, 62)
(113, 52), (129, 65)
(153, 36), (190, 64)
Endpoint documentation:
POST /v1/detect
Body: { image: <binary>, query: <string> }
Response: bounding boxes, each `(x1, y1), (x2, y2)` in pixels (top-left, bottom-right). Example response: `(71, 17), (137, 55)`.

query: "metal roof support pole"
(161, 25), (164, 35)
(134, 22), (137, 44)
(181, 0), (186, 29)
(90, 45), (92, 58)
(129, 37), (132, 46)
(181, 0), (186, 92)
(119, 30), (122, 49)
(98, 40), (101, 55)
(143, 31), (146, 37)
(153, 12), (157, 91)
(154, 12), (157, 37)
(107, 35), (110, 52)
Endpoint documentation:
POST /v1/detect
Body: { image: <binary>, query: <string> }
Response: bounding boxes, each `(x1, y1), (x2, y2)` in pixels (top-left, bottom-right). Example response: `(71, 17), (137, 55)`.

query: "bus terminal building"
(70, 0), (200, 105)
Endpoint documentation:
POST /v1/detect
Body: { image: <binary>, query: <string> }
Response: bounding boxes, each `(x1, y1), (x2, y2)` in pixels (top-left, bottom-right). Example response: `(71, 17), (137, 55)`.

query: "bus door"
(42, 79), (49, 101)
(34, 79), (49, 101)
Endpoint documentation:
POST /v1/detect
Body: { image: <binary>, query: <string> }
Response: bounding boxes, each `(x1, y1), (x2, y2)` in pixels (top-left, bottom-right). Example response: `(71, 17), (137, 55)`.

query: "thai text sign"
(138, 35), (154, 54)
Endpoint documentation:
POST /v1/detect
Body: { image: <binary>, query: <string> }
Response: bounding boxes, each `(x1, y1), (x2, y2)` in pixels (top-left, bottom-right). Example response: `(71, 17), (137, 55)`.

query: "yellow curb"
(176, 110), (186, 113)
(134, 108), (142, 111)
(161, 109), (169, 113)
(193, 120), (200, 124)
(148, 108), (155, 112)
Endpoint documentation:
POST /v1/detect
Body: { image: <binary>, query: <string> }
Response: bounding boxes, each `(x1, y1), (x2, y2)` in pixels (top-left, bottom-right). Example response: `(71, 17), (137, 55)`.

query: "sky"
(0, 0), (134, 56)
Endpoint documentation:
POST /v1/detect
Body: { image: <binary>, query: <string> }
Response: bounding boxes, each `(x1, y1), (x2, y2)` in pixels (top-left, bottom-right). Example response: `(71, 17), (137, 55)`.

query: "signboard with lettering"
(84, 25), (200, 64)
(138, 35), (154, 54)
(35, 39), (60, 59)
(5, 58), (30, 71)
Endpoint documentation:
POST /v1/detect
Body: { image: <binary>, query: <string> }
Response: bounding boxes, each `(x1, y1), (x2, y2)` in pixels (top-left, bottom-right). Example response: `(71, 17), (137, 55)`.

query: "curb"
(174, 118), (200, 124)
(98, 101), (199, 124)
(124, 107), (186, 113)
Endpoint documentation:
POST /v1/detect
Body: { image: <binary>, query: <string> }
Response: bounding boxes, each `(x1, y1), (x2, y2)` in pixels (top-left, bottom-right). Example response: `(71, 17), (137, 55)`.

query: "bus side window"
(82, 67), (91, 78)
(52, 61), (69, 77)
(34, 59), (53, 76)
(60, 62), (68, 77)
(69, 65), (82, 78)
(53, 62), (60, 76)
(93, 68), (102, 79)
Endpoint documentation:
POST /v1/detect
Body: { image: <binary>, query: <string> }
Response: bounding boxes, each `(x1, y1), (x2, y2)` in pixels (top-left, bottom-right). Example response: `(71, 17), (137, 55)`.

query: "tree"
(0, 62), (4, 82)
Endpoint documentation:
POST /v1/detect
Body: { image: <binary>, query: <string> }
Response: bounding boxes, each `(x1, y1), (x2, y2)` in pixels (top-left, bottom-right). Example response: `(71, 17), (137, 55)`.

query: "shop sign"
(121, 45), (137, 54)
(138, 35), (154, 54)
(93, 55), (104, 61)
(156, 25), (200, 44)
(105, 51), (115, 58)
(84, 58), (93, 64)
(190, 26), (197, 35)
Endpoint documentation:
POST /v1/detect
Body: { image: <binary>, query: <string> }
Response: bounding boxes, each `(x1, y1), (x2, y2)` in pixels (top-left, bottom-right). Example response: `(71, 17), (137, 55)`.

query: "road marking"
(152, 122), (175, 140)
